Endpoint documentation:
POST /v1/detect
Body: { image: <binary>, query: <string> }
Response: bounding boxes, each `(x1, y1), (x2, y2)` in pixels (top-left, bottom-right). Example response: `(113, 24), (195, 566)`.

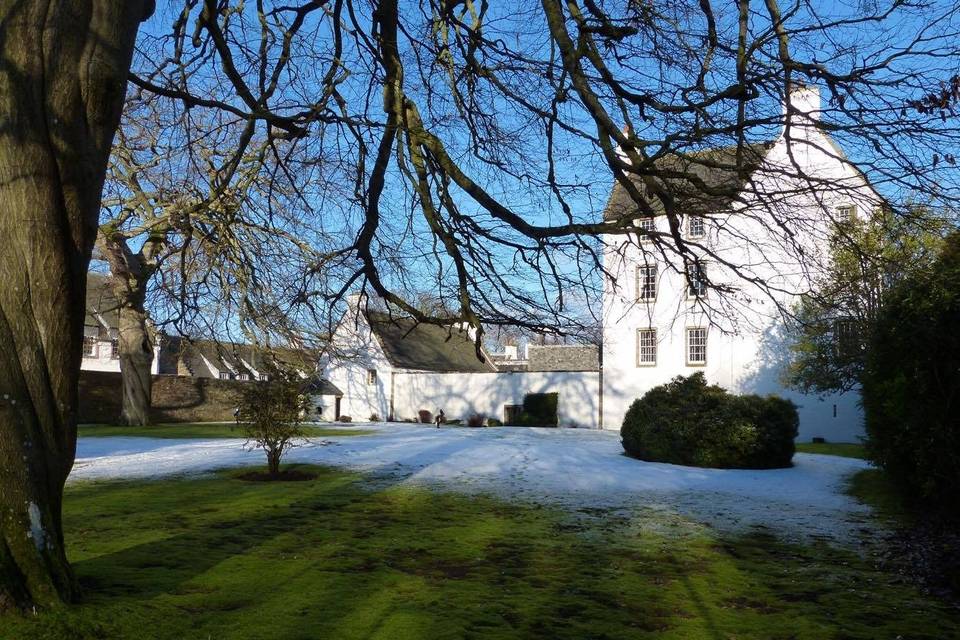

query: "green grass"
(847, 468), (912, 523)
(78, 423), (375, 439)
(795, 442), (867, 459)
(3, 466), (957, 639)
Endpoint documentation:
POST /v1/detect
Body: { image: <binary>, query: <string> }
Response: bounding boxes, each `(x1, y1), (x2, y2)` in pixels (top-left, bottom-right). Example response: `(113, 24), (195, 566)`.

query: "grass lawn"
(3, 466), (957, 639)
(795, 442), (867, 459)
(78, 423), (375, 439)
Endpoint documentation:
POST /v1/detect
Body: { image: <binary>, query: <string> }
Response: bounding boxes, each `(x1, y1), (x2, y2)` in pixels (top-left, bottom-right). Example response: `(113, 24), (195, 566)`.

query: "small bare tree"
(235, 374), (309, 479)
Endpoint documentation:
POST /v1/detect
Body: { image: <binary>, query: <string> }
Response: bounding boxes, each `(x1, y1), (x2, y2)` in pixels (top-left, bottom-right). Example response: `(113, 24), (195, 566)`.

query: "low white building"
(82, 274), (160, 374)
(324, 300), (601, 427)
(600, 84), (877, 442)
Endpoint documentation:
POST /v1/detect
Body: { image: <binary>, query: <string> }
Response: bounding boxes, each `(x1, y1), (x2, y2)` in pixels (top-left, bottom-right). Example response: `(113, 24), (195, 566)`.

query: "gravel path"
(72, 423), (874, 542)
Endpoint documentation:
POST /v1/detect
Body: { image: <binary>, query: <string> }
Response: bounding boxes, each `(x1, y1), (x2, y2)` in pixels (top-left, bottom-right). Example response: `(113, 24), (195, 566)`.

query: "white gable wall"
(324, 308), (394, 421)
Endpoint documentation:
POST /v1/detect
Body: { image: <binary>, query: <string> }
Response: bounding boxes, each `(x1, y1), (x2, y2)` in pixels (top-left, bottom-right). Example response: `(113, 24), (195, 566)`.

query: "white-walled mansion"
(601, 84), (878, 441)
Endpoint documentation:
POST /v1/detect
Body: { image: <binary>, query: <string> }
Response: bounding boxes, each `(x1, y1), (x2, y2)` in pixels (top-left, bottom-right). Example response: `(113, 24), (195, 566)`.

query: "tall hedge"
(862, 232), (960, 507)
(620, 373), (797, 469)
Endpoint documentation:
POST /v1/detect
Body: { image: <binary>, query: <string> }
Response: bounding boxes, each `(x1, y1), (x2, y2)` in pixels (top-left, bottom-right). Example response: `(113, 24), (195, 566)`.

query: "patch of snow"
(71, 424), (874, 542)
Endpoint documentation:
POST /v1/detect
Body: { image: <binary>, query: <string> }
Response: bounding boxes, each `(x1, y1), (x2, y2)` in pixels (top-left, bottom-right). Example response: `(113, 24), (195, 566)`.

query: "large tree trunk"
(0, 0), (152, 611)
(117, 303), (153, 426)
(100, 236), (156, 426)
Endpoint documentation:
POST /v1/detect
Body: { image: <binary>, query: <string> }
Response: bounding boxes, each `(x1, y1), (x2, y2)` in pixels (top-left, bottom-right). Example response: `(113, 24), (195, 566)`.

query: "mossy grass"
(2, 465), (957, 639)
(78, 423), (374, 439)
(795, 442), (867, 459)
(847, 467), (913, 523)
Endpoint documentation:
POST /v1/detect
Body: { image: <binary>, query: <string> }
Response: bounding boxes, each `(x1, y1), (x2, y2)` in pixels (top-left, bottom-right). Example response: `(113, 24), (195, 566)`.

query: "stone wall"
(79, 371), (245, 424)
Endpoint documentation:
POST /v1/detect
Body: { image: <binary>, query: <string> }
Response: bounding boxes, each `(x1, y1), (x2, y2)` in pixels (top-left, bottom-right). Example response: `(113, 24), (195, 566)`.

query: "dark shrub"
(337, 415), (352, 423)
(620, 373), (797, 469)
(369, 413), (380, 422)
(516, 392), (559, 427)
(418, 409), (433, 424)
(467, 413), (486, 427)
(862, 232), (960, 508)
(487, 418), (503, 427)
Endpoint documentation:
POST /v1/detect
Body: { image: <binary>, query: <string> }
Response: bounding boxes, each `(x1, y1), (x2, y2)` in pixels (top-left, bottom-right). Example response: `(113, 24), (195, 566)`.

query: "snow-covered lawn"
(72, 423), (873, 541)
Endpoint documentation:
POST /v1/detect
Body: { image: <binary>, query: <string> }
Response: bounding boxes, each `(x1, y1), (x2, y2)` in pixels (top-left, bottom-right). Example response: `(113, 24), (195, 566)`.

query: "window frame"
(636, 215), (655, 242)
(219, 372), (233, 381)
(636, 328), (657, 367)
(686, 261), (708, 299)
(687, 215), (706, 239)
(635, 263), (658, 302)
(686, 327), (708, 366)
(837, 204), (857, 222)
(366, 369), (378, 385)
(82, 335), (97, 358)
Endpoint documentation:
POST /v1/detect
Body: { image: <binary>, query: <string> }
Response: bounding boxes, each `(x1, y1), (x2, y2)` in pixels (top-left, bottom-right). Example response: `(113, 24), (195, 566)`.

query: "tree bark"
(0, 0), (153, 610)
(267, 449), (281, 478)
(99, 236), (156, 426)
(117, 303), (153, 426)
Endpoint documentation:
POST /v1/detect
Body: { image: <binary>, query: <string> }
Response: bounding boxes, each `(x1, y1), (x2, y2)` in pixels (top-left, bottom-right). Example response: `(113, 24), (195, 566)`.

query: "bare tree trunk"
(0, 0), (152, 610)
(267, 449), (281, 478)
(118, 304), (153, 426)
(99, 223), (163, 427)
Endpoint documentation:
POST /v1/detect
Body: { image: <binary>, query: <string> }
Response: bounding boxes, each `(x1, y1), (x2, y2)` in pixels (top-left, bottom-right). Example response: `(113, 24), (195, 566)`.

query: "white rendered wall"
(80, 339), (161, 375)
(323, 309), (394, 421)
(391, 371), (601, 428)
(602, 117), (877, 442)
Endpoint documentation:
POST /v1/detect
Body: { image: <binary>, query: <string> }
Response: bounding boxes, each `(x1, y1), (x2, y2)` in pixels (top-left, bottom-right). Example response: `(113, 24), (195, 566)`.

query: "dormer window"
(687, 215), (706, 239)
(219, 372), (232, 380)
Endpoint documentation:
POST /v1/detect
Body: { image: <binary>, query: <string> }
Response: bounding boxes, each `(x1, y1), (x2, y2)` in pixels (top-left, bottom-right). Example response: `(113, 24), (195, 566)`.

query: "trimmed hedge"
(620, 373), (797, 469)
(507, 392), (559, 427)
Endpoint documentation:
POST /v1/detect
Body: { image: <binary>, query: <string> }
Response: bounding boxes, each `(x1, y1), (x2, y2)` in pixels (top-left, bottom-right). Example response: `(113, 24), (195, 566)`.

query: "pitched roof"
(603, 142), (774, 221)
(526, 345), (599, 372)
(303, 377), (343, 396)
(166, 337), (318, 377)
(85, 273), (119, 329)
(366, 311), (495, 373)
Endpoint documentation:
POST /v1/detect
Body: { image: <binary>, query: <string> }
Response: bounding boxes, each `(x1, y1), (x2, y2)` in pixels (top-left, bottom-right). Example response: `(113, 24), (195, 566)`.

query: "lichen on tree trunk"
(0, 0), (153, 611)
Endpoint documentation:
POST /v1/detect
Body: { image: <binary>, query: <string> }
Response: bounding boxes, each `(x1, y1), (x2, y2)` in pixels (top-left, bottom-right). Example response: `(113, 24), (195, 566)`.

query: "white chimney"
(783, 82), (821, 125)
(346, 292), (365, 309)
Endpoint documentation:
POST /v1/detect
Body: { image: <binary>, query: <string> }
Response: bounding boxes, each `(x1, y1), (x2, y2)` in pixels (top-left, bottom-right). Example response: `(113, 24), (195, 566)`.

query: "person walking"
(435, 409), (445, 428)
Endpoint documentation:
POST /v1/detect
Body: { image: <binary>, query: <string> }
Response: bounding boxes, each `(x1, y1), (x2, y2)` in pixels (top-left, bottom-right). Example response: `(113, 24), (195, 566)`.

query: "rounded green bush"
(620, 373), (797, 469)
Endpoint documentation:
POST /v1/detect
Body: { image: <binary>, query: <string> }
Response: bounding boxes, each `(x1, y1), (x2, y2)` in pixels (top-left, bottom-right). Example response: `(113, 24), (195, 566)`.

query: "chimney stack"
(783, 81), (821, 125)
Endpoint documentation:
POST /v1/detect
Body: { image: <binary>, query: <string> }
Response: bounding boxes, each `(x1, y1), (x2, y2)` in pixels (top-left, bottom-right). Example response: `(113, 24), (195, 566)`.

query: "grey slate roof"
(526, 345), (599, 372)
(164, 336), (318, 378)
(603, 142), (774, 221)
(85, 273), (119, 330)
(303, 377), (343, 396)
(366, 311), (495, 373)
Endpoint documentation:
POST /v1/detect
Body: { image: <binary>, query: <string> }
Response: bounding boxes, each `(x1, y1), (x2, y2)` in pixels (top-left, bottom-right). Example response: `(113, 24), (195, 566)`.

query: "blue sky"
(123, 0), (960, 334)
